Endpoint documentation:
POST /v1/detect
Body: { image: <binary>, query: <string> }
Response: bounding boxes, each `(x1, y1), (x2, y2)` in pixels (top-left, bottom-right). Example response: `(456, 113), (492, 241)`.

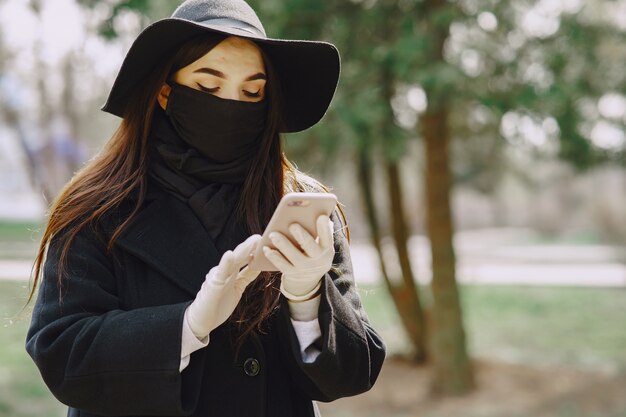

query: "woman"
(25, 1), (386, 416)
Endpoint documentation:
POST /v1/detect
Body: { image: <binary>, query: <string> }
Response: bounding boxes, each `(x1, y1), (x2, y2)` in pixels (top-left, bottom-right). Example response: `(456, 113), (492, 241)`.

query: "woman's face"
(157, 35), (267, 109)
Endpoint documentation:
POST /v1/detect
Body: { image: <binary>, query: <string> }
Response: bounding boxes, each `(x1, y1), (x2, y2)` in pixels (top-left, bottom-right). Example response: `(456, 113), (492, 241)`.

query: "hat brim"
(99, 18), (340, 133)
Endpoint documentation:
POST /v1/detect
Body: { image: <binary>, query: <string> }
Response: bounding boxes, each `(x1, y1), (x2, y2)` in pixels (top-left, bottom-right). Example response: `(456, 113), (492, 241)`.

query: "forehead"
(191, 36), (265, 71)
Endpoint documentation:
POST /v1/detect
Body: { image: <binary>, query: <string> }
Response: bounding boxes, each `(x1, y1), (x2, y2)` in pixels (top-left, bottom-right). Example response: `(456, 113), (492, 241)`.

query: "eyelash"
(197, 84), (261, 97)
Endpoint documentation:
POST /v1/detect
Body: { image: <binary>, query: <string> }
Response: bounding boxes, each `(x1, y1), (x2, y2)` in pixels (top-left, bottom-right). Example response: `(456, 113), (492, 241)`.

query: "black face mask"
(164, 81), (268, 163)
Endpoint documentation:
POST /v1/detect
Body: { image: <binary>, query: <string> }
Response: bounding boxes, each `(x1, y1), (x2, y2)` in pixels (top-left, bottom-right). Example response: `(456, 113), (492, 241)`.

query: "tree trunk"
(372, 56), (429, 361)
(385, 160), (427, 361)
(421, 107), (475, 395)
(356, 145), (426, 360)
(417, 0), (475, 396)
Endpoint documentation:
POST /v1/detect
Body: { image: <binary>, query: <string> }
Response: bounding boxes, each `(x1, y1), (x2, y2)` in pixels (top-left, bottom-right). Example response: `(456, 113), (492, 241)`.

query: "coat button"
(243, 358), (260, 377)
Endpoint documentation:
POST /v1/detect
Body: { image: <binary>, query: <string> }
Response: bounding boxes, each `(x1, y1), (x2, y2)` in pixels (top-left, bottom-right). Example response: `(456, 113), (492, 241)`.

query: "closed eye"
(197, 84), (261, 98)
(245, 90), (261, 97)
(197, 84), (218, 94)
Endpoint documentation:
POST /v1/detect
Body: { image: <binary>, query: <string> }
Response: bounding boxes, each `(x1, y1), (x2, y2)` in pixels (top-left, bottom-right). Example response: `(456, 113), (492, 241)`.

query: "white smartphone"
(248, 192), (338, 271)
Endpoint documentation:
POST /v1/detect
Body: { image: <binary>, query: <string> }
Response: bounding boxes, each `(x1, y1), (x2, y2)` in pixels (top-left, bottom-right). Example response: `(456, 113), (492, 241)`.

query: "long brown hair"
(27, 31), (350, 352)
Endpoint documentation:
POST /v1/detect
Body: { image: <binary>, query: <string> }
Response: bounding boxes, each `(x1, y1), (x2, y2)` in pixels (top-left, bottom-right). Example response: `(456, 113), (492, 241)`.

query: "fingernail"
(289, 224), (300, 238)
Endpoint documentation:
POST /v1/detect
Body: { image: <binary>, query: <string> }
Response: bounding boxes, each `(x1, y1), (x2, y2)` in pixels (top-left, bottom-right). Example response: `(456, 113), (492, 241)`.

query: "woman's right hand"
(185, 234), (263, 339)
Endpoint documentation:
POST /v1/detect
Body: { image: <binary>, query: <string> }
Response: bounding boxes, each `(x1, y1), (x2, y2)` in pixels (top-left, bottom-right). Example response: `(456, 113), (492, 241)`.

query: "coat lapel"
(115, 191), (222, 297)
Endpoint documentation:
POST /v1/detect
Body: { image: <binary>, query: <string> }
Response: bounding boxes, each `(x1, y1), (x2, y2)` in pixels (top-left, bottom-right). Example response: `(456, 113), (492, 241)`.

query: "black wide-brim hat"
(100, 0), (340, 133)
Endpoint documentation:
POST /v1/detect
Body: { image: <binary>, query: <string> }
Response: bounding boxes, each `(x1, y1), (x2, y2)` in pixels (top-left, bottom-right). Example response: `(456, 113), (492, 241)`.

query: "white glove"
(185, 234), (262, 339)
(263, 214), (335, 301)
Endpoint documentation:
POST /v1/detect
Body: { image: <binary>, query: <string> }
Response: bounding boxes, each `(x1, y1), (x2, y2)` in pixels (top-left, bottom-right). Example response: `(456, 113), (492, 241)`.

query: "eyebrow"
(193, 67), (267, 81)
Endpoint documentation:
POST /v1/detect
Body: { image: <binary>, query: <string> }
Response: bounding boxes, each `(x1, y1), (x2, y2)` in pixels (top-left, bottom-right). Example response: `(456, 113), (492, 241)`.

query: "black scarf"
(147, 105), (253, 253)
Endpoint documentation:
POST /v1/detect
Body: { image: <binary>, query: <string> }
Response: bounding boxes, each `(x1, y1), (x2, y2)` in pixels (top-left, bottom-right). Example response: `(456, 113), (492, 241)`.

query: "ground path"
(2, 228), (624, 286)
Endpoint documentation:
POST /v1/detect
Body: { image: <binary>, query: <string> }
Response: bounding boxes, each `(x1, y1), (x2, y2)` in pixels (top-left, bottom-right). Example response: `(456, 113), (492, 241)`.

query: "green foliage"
(452, 1), (626, 172)
(77, 0), (626, 177)
(76, 0), (178, 38)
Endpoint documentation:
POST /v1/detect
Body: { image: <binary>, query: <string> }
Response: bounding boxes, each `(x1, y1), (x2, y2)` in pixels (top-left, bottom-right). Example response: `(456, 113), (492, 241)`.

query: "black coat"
(25, 177), (386, 417)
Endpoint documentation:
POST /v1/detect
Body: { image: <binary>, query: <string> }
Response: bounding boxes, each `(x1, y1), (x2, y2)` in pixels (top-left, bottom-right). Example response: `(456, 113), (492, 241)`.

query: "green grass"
(1, 280), (625, 416)
(0, 282), (65, 417)
(0, 222), (43, 261)
(356, 283), (626, 370)
(0, 222), (43, 242)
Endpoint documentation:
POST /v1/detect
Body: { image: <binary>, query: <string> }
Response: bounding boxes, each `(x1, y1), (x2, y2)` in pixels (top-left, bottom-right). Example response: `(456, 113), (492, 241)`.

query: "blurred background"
(0, 0), (625, 416)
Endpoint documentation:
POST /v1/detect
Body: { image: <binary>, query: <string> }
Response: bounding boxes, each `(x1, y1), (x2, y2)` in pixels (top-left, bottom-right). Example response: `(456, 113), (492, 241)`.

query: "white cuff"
(287, 293), (321, 322)
(180, 307), (210, 372)
(291, 317), (323, 363)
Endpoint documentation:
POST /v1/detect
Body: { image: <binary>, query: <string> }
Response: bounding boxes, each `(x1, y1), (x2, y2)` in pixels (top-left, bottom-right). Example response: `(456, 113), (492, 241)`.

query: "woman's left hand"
(263, 214), (335, 300)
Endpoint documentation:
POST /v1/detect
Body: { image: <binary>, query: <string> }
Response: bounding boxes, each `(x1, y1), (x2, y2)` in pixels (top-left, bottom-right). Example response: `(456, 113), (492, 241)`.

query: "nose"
(218, 85), (242, 101)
